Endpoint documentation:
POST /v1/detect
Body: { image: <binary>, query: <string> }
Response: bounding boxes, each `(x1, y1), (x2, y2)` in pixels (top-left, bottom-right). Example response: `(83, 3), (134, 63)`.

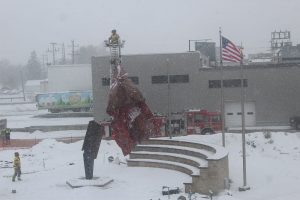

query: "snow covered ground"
(1, 104), (300, 200)
(1, 132), (300, 200)
(0, 103), (93, 128)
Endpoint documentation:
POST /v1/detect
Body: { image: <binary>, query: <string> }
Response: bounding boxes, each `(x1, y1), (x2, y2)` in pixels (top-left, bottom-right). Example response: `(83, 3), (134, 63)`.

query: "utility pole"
(41, 54), (48, 78)
(20, 69), (25, 101)
(48, 42), (58, 65)
(61, 43), (66, 64)
(69, 40), (79, 64)
(41, 54), (47, 66)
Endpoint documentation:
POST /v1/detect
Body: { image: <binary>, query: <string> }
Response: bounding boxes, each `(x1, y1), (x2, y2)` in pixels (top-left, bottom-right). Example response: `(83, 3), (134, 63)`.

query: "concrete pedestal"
(66, 177), (113, 188)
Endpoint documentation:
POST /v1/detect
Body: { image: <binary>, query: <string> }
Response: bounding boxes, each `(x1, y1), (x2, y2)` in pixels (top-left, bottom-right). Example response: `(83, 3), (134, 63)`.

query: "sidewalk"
(0, 137), (85, 150)
(228, 126), (292, 133)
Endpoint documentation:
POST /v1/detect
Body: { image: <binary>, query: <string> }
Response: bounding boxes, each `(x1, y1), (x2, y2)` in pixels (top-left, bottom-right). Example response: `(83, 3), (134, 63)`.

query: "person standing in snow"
(0, 129), (5, 145)
(5, 128), (11, 145)
(108, 29), (120, 44)
(12, 152), (21, 182)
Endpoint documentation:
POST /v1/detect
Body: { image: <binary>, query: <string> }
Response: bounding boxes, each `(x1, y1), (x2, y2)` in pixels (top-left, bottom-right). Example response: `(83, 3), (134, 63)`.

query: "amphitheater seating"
(127, 137), (229, 195)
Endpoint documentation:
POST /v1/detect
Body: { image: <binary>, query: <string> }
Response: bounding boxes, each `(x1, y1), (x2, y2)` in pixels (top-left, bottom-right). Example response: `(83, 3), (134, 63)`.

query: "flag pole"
(239, 43), (250, 191)
(219, 27), (225, 147)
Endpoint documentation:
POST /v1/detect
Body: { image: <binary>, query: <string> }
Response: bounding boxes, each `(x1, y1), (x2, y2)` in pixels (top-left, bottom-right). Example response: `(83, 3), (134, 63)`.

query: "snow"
(248, 58), (272, 63)
(0, 103), (93, 128)
(0, 103), (43, 116)
(128, 158), (200, 176)
(10, 130), (86, 140)
(25, 80), (44, 87)
(66, 177), (114, 188)
(1, 104), (300, 200)
(137, 144), (214, 158)
(6, 115), (92, 128)
(156, 136), (229, 160)
(131, 151), (208, 167)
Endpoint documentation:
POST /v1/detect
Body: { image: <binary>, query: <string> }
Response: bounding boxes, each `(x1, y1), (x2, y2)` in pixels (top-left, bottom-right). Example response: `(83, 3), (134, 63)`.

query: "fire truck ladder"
(104, 39), (125, 85)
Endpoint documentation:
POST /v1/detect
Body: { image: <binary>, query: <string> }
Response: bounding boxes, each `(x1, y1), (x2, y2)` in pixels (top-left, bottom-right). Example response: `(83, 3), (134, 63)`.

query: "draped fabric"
(106, 65), (154, 155)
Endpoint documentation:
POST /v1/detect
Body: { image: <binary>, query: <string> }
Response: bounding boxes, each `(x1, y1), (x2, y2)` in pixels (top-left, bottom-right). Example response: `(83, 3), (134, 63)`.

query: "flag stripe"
(223, 49), (240, 61)
(223, 49), (241, 60)
(226, 43), (241, 57)
(222, 36), (241, 63)
(223, 45), (241, 59)
(222, 51), (240, 62)
(222, 53), (240, 62)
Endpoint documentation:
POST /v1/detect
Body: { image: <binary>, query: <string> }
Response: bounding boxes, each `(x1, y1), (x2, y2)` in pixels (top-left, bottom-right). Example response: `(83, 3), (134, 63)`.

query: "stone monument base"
(66, 177), (113, 188)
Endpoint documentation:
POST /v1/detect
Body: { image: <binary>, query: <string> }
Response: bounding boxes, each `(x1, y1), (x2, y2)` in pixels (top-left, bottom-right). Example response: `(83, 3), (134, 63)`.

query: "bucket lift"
(104, 34), (125, 85)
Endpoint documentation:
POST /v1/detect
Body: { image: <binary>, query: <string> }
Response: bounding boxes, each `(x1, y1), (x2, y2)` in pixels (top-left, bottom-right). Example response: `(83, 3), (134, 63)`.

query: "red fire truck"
(150, 115), (167, 137)
(185, 109), (222, 135)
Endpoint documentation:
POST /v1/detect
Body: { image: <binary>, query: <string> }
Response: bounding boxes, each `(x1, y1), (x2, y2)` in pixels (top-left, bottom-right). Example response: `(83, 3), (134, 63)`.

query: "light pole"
(219, 28), (225, 147)
(239, 48), (250, 192)
(166, 58), (172, 139)
(20, 69), (25, 101)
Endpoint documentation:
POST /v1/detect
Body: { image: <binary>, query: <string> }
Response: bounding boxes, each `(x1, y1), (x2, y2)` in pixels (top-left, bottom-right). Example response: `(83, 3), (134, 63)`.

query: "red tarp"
(106, 65), (154, 155)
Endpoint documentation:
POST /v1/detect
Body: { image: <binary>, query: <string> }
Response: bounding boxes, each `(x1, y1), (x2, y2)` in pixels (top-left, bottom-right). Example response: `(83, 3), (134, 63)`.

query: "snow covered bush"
(263, 130), (272, 139)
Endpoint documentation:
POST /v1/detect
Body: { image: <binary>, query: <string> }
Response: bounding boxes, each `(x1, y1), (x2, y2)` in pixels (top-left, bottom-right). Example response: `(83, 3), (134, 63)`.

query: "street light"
(166, 58), (172, 139)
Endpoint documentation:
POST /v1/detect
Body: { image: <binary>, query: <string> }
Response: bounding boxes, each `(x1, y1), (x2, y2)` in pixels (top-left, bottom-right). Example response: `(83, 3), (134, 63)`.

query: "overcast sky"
(0, 0), (299, 65)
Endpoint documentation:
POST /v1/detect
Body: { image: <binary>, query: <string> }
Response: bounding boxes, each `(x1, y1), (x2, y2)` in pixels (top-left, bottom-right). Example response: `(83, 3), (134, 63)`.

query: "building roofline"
(199, 63), (300, 71)
(92, 51), (200, 59)
(49, 64), (91, 68)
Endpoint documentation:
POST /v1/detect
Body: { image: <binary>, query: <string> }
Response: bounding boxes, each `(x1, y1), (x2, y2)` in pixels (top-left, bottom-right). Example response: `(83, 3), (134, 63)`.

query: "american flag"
(222, 36), (242, 63)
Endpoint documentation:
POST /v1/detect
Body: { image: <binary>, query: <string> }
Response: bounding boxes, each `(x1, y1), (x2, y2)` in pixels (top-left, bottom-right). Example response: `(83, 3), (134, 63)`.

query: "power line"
(69, 40), (80, 64)
(48, 42), (59, 65)
(61, 43), (66, 64)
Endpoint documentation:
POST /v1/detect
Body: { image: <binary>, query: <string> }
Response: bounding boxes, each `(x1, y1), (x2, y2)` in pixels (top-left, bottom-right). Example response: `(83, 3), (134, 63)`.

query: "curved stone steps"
(134, 144), (213, 160)
(142, 138), (229, 160)
(127, 137), (229, 195)
(142, 139), (216, 153)
(127, 158), (200, 176)
(129, 151), (208, 169)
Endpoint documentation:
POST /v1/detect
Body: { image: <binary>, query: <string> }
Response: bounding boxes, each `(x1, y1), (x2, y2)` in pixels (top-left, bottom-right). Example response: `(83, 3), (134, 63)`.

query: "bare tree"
(0, 59), (22, 89)
(25, 51), (42, 80)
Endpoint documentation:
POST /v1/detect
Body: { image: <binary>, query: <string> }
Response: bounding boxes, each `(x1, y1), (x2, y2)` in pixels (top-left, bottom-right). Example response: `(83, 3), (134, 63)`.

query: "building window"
(209, 80), (221, 88)
(223, 79), (248, 88)
(209, 79), (248, 88)
(152, 75), (189, 84)
(128, 76), (139, 84)
(102, 77), (110, 86)
(170, 75), (189, 83)
(194, 113), (204, 123)
(152, 75), (168, 84)
(212, 115), (221, 122)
